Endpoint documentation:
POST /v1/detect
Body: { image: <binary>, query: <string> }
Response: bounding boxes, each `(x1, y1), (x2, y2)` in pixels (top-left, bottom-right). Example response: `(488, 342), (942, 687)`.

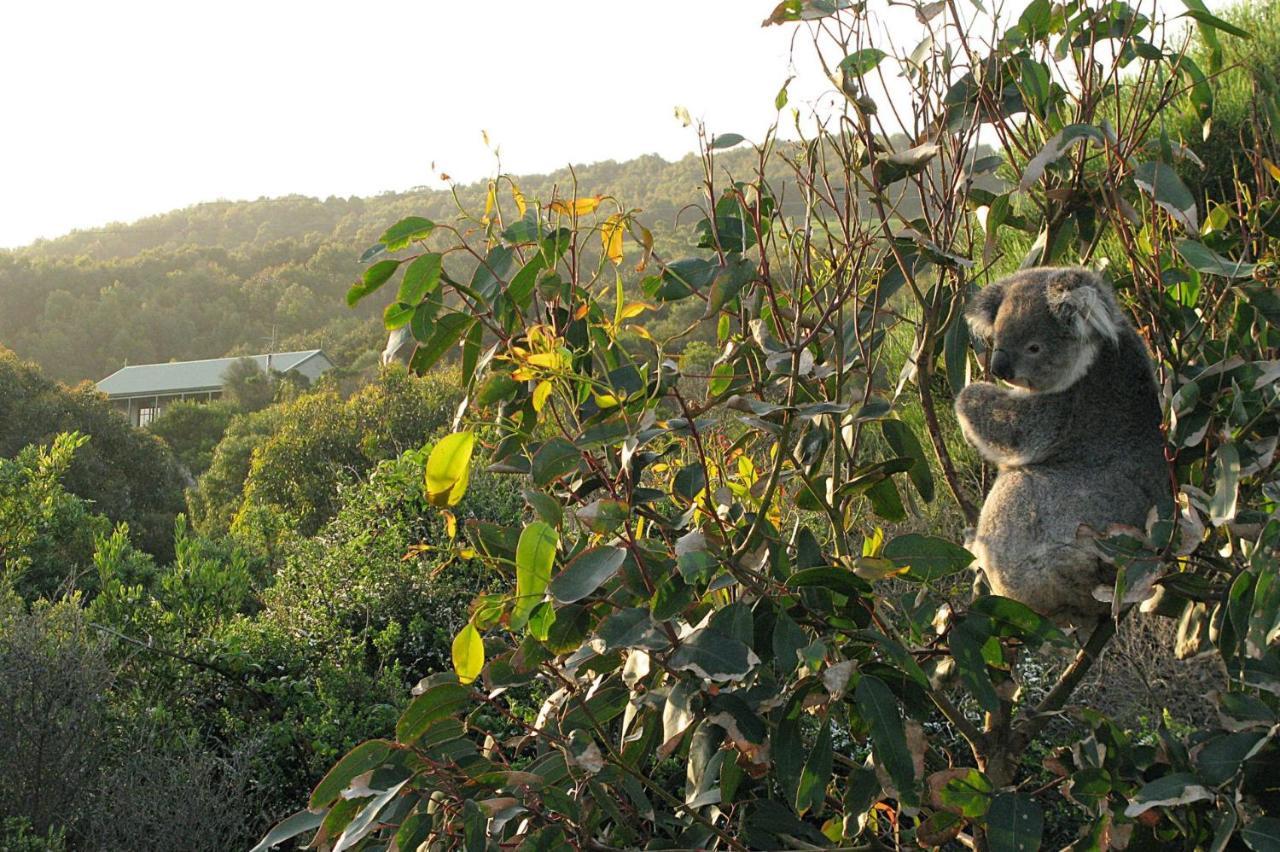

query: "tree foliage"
(272, 1), (1280, 849)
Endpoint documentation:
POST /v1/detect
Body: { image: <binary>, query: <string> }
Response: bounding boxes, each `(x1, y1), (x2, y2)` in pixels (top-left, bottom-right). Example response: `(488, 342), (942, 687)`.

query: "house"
(96, 350), (334, 427)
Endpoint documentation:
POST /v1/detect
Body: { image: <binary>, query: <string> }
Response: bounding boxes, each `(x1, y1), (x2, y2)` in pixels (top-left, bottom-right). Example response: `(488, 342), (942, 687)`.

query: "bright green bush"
(0, 348), (186, 561)
(146, 399), (238, 478)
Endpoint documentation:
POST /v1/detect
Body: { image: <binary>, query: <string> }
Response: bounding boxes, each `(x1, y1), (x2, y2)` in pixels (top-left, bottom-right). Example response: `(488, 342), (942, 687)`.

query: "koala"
(954, 267), (1168, 625)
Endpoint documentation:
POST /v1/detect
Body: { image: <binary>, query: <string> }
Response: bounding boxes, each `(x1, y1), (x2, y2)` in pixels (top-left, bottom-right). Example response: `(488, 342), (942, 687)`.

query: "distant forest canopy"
(0, 137), (953, 385)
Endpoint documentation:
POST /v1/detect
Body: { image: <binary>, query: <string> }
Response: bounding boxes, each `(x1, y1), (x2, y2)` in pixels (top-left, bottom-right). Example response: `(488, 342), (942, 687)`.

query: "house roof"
(96, 350), (332, 398)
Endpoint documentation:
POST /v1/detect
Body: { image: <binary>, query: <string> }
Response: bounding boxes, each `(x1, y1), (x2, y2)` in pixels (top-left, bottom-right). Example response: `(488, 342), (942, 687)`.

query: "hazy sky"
(1, 0), (1214, 249)
(0, 1), (840, 248)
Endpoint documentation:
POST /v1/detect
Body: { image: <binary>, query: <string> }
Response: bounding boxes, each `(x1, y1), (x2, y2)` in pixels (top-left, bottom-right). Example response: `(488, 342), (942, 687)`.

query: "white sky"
(0, 0), (1217, 249)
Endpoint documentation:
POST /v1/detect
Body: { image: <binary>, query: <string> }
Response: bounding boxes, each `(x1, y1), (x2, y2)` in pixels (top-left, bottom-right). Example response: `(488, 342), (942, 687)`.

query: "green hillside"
(0, 151), (752, 384)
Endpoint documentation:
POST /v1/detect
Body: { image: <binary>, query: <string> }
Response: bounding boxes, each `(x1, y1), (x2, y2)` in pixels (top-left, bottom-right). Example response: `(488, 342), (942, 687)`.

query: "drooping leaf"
(855, 675), (917, 806)
(511, 522), (558, 631)
(250, 809), (325, 852)
(425, 432), (475, 507)
(1134, 161), (1198, 232)
(1176, 240), (1258, 278)
(880, 420), (935, 503)
(1209, 443), (1240, 526)
(452, 622), (485, 685)
(795, 717), (833, 815)
(601, 213), (626, 265)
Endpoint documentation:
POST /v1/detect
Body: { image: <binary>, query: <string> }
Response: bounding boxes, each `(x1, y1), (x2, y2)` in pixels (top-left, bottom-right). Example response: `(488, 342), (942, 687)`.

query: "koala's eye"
(1026, 343), (1042, 355)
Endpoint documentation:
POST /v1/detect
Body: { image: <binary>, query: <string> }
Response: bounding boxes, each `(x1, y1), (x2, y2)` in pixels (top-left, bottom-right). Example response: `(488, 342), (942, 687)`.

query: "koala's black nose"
(991, 350), (1014, 381)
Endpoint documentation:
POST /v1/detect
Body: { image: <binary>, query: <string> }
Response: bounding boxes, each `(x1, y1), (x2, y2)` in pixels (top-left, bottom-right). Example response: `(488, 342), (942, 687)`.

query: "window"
(137, 406), (159, 427)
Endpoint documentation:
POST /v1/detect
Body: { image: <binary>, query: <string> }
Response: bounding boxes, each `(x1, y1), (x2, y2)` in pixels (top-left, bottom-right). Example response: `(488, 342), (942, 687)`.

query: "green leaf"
(383, 301), (415, 330)
(1134, 161), (1198, 232)
(380, 216), (435, 251)
(346, 259), (402, 307)
(855, 675), (917, 807)
(703, 255), (757, 318)
(938, 769), (994, 818)
(669, 627), (760, 682)
(452, 622), (485, 684)
(576, 498), (629, 534)
(398, 681), (470, 744)
(710, 132), (746, 150)
(250, 809), (325, 852)
(410, 314), (475, 375)
(970, 596), (1069, 647)
(549, 546), (626, 603)
(398, 253), (444, 304)
(309, 740), (393, 808)
(949, 618), (1000, 712)
(986, 793), (1043, 852)
(882, 534), (973, 581)
(881, 420), (935, 502)
(1242, 818), (1280, 852)
(511, 522), (558, 631)
(787, 566), (869, 598)
(532, 438), (580, 487)
(865, 477), (906, 522)
(1196, 731), (1267, 785)
(1209, 443), (1240, 526)
(795, 717), (834, 815)
(425, 432), (475, 507)
(709, 361), (735, 396)
(1176, 240), (1258, 278)
(839, 48), (887, 76)
(874, 143), (940, 185)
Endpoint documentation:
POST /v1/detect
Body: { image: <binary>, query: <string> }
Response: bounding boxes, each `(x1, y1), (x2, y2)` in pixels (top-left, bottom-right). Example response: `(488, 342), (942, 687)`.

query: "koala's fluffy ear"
(965, 282), (1007, 338)
(1046, 269), (1121, 344)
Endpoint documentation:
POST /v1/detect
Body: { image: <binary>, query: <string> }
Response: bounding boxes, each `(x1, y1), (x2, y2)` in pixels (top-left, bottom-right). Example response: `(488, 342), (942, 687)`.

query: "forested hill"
(0, 149), (765, 385)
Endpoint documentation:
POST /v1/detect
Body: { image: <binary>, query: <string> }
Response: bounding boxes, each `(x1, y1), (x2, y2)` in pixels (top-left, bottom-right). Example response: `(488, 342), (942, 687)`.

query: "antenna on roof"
(265, 325), (277, 378)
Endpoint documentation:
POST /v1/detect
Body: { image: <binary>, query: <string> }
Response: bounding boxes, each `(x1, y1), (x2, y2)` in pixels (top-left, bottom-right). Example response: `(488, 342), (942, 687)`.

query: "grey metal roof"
(96, 350), (331, 398)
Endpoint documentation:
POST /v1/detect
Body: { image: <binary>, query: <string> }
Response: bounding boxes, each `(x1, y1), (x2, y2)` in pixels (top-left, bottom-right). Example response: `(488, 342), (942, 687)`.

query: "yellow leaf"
(483, 180), (496, 223)
(442, 510), (458, 539)
(527, 352), (563, 370)
(618, 302), (650, 321)
(631, 325), (652, 341)
(549, 196), (603, 217)
(533, 380), (553, 412)
(425, 432), (475, 507)
(634, 223), (654, 272)
(593, 392), (619, 409)
(601, 213), (625, 265)
(452, 622), (485, 684)
(574, 303), (590, 321)
(1266, 159), (1280, 183)
(511, 182), (527, 217)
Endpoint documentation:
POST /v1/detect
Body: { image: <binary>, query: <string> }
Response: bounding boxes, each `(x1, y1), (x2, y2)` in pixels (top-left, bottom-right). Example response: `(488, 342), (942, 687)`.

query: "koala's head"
(965, 267), (1122, 393)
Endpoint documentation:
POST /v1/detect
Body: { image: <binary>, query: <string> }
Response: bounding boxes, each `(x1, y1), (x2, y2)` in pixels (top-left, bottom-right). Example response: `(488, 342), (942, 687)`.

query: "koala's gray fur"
(954, 267), (1168, 623)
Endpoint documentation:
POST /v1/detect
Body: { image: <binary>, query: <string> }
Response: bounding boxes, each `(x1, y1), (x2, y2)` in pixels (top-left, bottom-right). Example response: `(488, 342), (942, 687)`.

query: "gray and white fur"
(955, 267), (1168, 623)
